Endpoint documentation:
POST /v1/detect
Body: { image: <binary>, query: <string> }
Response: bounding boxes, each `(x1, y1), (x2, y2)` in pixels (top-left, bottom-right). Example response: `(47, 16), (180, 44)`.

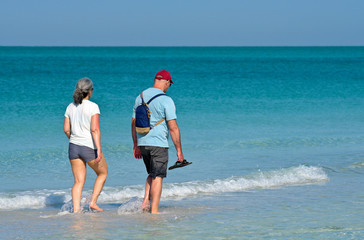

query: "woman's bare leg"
(87, 153), (108, 211)
(70, 159), (87, 213)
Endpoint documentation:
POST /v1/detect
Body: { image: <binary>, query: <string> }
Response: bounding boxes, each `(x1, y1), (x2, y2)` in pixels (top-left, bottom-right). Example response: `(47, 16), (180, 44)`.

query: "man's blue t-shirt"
(133, 88), (177, 148)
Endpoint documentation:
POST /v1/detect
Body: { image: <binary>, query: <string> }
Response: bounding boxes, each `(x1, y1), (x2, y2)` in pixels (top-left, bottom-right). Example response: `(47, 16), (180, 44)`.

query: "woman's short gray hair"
(73, 77), (93, 104)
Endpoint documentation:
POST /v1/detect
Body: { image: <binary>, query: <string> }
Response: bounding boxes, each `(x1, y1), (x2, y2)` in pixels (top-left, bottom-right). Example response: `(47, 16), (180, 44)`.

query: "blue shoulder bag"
(135, 92), (166, 134)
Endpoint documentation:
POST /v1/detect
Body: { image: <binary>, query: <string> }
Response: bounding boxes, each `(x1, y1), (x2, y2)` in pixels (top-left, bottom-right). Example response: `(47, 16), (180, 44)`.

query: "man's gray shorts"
(69, 143), (97, 162)
(139, 146), (169, 178)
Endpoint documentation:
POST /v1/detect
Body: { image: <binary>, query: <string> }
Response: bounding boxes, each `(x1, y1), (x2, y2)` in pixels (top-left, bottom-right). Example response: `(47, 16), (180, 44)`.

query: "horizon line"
(1, 45), (363, 47)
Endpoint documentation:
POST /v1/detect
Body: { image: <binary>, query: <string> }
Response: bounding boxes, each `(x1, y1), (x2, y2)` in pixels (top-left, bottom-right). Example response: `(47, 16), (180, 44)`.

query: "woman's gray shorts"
(69, 143), (97, 162)
(139, 146), (169, 178)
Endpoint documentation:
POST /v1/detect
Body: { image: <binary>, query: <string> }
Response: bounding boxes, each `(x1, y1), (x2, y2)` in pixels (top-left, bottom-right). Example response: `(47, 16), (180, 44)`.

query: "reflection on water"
(69, 212), (109, 239)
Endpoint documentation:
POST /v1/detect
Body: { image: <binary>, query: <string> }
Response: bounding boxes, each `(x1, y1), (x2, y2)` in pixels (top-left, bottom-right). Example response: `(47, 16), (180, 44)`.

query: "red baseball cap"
(155, 70), (173, 84)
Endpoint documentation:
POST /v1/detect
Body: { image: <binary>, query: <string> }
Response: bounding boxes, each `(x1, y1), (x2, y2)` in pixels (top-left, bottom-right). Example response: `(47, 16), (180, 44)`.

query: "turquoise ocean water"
(0, 47), (363, 239)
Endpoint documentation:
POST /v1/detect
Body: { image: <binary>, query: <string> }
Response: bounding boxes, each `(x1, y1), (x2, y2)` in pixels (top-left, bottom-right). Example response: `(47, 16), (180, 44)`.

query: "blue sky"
(1, 0), (363, 46)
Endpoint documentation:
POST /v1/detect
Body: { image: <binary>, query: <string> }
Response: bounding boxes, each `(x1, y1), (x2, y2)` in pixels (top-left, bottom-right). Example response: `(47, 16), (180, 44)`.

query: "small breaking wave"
(0, 165), (328, 210)
(0, 190), (68, 210)
(349, 160), (364, 169)
(161, 165), (328, 198)
(224, 136), (364, 149)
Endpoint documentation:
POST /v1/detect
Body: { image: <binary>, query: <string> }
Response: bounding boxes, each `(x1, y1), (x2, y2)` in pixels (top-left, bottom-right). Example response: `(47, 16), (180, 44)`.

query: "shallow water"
(1, 47), (364, 239)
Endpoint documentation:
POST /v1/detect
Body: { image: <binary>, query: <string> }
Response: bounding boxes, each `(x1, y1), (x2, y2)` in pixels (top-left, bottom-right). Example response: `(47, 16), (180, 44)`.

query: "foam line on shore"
(0, 165), (328, 210)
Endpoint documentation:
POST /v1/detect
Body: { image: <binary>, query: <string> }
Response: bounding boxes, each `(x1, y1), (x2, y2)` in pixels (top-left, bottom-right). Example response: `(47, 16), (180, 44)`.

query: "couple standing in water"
(63, 70), (184, 214)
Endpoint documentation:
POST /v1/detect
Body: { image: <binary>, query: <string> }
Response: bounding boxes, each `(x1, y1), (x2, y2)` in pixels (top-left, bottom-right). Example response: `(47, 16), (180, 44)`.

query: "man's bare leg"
(142, 175), (152, 211)
(150, 177), (163, 214)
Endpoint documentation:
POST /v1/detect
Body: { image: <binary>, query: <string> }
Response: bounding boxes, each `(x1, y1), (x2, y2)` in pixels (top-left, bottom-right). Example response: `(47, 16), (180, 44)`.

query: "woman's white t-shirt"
(64, 100), (100, 149)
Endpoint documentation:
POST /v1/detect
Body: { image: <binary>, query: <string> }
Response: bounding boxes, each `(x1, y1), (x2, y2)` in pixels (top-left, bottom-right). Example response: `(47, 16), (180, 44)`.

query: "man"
(131, 70), (184, 214)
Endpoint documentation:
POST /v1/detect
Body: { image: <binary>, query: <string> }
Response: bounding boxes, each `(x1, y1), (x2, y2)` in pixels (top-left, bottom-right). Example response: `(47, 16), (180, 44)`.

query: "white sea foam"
(161, 165), (328, 198)
(117, 196), (144, 215)
(0, 190), (68, 210)
(0, 165), (328, 210)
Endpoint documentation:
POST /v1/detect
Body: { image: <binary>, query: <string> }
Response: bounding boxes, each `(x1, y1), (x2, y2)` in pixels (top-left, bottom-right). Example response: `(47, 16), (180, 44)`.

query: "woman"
(64, 77), (108, 213)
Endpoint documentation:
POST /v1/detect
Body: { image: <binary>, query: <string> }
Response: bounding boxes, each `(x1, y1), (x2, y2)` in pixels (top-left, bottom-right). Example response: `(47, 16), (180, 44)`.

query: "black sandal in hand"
(168, 159), (192, 170)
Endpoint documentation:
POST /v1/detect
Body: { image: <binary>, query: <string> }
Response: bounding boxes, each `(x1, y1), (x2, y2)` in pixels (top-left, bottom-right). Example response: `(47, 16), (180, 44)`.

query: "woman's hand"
(95, 149), (102, 163)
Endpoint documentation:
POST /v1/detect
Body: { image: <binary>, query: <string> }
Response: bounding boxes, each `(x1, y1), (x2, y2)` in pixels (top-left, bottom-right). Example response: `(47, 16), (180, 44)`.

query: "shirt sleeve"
(91, 103), (100, 116)
(164, 97), (177, 121)
(64, 104), (70, 118)
(132, 96), (141, 118)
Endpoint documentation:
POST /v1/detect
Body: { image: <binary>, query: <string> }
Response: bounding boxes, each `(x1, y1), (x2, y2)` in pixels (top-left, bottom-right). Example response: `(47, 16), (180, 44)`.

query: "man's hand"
(177, 151), (184, 162)
(168, 119), (184, 163)
(133, 146), (142, 159)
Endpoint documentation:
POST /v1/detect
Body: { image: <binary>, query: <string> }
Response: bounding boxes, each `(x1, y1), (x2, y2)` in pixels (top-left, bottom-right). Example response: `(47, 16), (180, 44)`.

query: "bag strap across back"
(140, 92), (167, 128)
(140, 92), (166, 104)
